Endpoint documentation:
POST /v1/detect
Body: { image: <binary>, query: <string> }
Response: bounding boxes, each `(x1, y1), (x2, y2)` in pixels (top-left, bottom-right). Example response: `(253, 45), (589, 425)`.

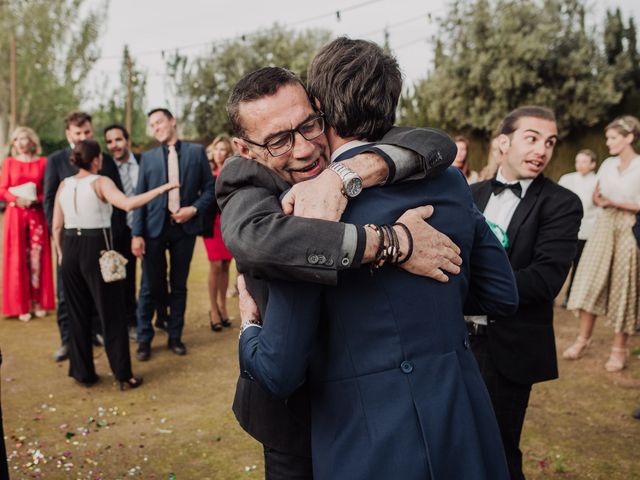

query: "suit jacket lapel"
(474, 180), (493, 212)
(505, 174), (544, 255)
(158, 145), (168, 181)
(178, 143), (188, 185)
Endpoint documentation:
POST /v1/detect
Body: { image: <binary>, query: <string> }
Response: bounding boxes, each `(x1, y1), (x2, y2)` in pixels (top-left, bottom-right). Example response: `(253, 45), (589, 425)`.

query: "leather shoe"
(136, 341), (151, 361)
(53, 343), (69, 362)
(168, 338), (187, 356)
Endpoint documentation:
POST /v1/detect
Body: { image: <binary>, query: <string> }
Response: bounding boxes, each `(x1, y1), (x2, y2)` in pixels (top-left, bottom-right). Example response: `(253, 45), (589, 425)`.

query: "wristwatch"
(328, 162), (363, 198)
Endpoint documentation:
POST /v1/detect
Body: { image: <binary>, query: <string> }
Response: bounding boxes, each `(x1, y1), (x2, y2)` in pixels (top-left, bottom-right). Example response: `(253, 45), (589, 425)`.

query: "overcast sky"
(86, 0), (640, 111)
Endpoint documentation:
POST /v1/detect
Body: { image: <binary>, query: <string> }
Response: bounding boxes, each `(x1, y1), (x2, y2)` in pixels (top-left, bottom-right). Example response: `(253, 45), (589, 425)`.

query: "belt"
(466, 322), (488, 336)
(64, 228), (106, 237)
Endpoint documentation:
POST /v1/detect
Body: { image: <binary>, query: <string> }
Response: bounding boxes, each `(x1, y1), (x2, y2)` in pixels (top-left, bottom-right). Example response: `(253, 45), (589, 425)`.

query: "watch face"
(346, 177), (363, 197)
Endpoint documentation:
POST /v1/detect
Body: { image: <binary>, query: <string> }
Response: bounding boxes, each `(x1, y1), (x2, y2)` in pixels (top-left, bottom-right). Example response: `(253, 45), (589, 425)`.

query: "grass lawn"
(1, 218), (639, 479)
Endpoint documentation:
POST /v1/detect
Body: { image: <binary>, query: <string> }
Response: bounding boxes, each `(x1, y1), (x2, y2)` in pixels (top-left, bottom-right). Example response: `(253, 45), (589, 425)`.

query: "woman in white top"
(52, 140), (177, 389)
(564, 115), (640, 372)
(558, 149), (599, 305)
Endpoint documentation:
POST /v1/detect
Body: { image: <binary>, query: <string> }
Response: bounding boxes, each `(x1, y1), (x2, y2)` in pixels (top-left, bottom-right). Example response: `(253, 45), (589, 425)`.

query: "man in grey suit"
(132, 108), (215, 360)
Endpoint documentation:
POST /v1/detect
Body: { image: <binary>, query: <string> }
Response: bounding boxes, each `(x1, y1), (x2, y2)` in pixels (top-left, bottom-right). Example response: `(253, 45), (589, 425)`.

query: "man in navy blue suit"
(131, 108), (215, 360)
(235, 39), (518, 479)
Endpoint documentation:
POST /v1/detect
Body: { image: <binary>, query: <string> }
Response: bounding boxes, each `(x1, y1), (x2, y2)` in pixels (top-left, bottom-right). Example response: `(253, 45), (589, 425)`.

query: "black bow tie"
(491, 179), (522, 198)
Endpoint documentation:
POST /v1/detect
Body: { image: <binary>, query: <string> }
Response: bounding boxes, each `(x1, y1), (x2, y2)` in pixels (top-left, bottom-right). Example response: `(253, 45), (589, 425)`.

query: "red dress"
(203, 172), (233, 262)
(0, 156), (55, 316)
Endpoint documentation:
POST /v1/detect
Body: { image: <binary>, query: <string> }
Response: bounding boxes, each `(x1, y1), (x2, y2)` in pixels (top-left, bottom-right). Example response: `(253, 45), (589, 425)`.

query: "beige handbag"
(99, 228), (128, 283)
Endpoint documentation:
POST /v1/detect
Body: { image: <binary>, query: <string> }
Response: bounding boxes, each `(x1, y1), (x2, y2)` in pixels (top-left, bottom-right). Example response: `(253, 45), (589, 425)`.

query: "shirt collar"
(114, 152), (137, 167)
(496, 168), (534, 198)
(331, 140), (372, 162)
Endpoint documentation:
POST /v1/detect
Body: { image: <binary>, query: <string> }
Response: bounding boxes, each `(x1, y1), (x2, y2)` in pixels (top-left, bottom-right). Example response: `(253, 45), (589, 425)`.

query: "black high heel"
(217, 307), (232, 328)
(120, 376), (144, 391)
(209, 311), (223, 332)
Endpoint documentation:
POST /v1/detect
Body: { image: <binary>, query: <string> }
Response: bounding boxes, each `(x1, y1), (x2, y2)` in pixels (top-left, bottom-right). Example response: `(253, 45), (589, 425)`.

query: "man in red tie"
(131, 108), (215, 360)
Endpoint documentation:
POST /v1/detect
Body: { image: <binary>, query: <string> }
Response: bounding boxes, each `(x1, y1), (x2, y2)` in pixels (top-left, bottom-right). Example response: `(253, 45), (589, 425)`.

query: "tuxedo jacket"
(131, 142), (215, 239)
(43, 146), (120, 230)
(222, 128), (457, 458)
(471, 175), (582, 385)
(216, 127), (455, 286)
(240, 165), (518, 479)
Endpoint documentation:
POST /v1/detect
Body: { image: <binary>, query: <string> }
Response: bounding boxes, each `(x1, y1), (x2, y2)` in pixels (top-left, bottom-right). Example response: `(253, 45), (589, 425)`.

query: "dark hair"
(70, 139), (101, 171)
(577, 148), (597, 163)
(227, 67), (307, 137)
(605, 115), (640, 143)
(103, 123), (130, 140)
(147, 108), (174, 119)
(497, 106), (556, 136)
(307, 37), (402, 141)
(64, 111), (92, 130)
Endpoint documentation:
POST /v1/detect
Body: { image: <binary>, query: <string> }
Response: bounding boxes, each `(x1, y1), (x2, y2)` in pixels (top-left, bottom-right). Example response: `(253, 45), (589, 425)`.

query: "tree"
(167, 24), (332, 139)
(399, 0), (631, 138)
(0, 0), (106, 153)
(92, 46), (149, 145)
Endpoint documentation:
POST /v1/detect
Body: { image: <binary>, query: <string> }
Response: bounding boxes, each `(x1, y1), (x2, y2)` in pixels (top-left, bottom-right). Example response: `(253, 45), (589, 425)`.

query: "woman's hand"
(165, 181), (180, 192)
(15, 197), (33, 208)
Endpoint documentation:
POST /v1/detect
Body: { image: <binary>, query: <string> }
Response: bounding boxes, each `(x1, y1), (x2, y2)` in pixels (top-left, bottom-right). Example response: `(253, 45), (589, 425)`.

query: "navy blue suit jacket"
(240, 163), (518, 479)
(132, 142), (215, 238)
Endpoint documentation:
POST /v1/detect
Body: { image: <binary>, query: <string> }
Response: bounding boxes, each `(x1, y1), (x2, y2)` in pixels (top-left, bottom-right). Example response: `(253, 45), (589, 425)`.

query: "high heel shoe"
(604, 347), (628, 372)
(562, 336), (592, 360)
(217, 307), (231, 328)
(209, 311), (223, 332)
(120, 376), (144, 391)
(18, 313), (32, 322)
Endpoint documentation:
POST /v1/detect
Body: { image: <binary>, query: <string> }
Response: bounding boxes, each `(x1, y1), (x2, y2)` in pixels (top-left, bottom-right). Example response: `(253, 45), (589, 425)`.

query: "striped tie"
(119, 162), (134, 228)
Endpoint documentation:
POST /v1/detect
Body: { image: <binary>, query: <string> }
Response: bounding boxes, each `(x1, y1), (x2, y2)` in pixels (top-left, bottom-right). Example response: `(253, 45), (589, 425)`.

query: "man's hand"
(131, 236), (145, 259)
(395, 205), (462, 282)
(237, 275), (261, 326)
(281, 168), (347, 221)
(171, 206), (198, 224)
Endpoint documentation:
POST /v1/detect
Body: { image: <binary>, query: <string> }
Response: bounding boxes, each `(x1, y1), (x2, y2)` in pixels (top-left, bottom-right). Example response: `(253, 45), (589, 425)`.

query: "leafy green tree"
(92, 46), (149, 146)
(0, 0), (106, 152)
(168, 24), (331, 139)
(399, 0), (632, 138)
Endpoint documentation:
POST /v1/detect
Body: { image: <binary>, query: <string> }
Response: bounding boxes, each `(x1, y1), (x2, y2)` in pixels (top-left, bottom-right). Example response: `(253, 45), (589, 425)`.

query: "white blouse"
(597, 156), (640, 205)
(59, 175), (112, 229)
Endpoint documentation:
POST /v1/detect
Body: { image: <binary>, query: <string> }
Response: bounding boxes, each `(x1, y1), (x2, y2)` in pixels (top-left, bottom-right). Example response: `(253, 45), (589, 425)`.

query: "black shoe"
(136, 341), (151, 361)
(209, 311), (223, 332)
(53, 343), (69, 362)
(120, 376), (144, 391)
(221, 318), (232, 328)
(92, 333), (105, 347)
(74, 375), (100, 387)
(168, 338), (187, 356)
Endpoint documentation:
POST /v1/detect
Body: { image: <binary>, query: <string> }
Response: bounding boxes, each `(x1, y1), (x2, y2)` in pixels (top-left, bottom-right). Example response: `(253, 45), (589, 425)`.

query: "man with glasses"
(131, 108), (215, 360)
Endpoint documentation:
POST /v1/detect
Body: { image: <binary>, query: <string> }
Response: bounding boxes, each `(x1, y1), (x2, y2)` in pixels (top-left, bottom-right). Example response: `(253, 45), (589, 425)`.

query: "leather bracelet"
(393, 222), (413, 265)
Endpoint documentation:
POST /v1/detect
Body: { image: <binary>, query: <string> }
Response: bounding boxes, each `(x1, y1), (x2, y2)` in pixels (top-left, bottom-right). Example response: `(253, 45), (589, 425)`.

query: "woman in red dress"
(0, 127), (55, 321)
(203, 135), (234, 332)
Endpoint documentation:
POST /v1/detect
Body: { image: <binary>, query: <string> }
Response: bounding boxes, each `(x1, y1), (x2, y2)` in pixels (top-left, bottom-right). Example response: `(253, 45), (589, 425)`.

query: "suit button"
(341, 257), (350, 266)
(326, 258), (334, 267)
(400, 361), (413, 374)
(308, 254), (319, 264)
(317, 255), (326, 264)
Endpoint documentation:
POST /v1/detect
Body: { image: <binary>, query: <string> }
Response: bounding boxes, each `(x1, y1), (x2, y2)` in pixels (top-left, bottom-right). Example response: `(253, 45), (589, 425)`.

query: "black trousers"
(113, 230), (137, 329)
(0, 351), (9, 480)
(61, 230), (133, 383)
(263, 446), (313, 480)
(470, 335), (531, 480)
(564, 239), (587, 303)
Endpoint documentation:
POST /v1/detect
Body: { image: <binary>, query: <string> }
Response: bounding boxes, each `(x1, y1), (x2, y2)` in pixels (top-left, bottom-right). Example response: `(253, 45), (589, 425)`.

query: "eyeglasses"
(242, 114), (325, 157)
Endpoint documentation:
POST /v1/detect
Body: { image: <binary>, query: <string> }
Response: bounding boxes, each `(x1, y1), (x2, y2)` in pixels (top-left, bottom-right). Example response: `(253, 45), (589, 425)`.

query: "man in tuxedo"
(468, 106), (582, 479)
(43, 111), (119, 361)
(217, 65), (465, 477)
(234, 39), (518, 479)
(103, 124), (169, 340)
(132, 108), (215, 360)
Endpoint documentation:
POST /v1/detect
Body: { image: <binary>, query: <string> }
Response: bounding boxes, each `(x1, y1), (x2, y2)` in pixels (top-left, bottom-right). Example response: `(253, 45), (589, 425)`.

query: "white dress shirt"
(558, 171), (599, 240)
(468, 168), (532, 326)
(114, 152), (139, 192)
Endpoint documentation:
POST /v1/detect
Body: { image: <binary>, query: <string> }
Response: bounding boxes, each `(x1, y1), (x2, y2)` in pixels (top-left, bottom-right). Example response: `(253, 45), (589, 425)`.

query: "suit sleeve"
(464, 205), (519, 316)
(239, 280), (322, 400)
(514, 189), (582, 305)
(192, 145), (215, 214)
(217, 156), (347, 285)
(374, 127), (457, 183)
(131, 154), (149, 237)
(43, 153), (59, 228)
